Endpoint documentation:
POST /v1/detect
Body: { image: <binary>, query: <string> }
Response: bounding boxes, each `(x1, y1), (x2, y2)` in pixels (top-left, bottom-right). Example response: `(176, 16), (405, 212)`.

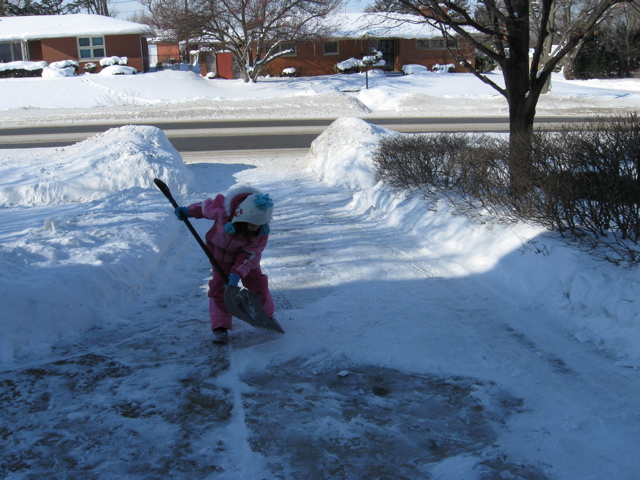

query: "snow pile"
(306, 117), (640, 366)
(306, 117), (394, 190)
(0, 126), (189, 207)
(0, 127), (191, 362)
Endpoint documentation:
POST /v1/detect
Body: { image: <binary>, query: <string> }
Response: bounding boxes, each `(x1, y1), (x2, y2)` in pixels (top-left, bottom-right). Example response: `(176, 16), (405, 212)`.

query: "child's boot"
(212, 327), (229, 345)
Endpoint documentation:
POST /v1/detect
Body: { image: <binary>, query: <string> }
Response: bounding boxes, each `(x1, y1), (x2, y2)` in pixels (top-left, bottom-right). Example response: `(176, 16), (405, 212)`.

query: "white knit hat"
(232, 193), (274, 225)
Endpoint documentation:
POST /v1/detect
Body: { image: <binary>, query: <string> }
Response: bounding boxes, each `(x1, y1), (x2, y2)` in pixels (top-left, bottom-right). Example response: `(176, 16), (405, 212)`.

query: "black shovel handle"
(154, 178), (229, 283)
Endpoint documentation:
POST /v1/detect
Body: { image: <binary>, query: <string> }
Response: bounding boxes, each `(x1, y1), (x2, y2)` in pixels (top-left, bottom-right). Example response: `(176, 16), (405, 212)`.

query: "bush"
(335, 58), (360, 74)
(475, 52), (498, 73)
(432, 63), (455, 73)
(84, 62), (97, 73)
(0, 60), (47, 78)
(573, 25), (640, 79)
(373, 114), (640, 266)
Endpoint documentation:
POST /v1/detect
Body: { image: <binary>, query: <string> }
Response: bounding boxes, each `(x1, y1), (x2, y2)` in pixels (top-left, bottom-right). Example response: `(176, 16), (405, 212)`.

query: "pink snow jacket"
(187, 190), (269, 279)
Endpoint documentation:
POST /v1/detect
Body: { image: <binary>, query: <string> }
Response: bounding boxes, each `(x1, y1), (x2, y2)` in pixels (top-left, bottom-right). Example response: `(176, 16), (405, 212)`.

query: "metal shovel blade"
(224, 286), (285, 333)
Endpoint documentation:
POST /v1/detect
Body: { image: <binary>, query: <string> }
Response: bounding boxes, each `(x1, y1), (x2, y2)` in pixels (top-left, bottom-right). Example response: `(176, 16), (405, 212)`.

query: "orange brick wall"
(32, 34), (148, 73)
(264, 39), (371, 77)
(40, 37), (78, 62)
(104, 34), (145, 72)
(264, 37), (475, 77)
(394, 38), (475, 72)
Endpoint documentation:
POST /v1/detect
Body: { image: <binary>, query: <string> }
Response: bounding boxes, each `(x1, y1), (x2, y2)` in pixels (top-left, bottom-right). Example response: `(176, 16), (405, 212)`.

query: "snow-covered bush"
(84, 62), (97, 74)
(0, 61), (47, 78)
(335, 58), (360, 74)
(361, 49), (384, 69)
(50, 60), (79, 71)
(432, 63), (455, 73)
(100, 56), (127, 67)
(475, 52), (498, 73)
(281, 67), (297, 77)
(42, 66), (72, 78)
(336, 50), (385, 74)
(42, 60), (79, 78)
(402, 64), (430, 75)
(98, 65), (137, 75)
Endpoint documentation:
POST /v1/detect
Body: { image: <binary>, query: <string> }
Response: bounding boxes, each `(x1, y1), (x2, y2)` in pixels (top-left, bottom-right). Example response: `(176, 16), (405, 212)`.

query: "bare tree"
(562, 1), (640, 78)
(139, 0), (203, 62)
(6, 0), (77, 15)
(374, 0), (637, 144)
(142, 0), (343, 82)
(68, 0), (110, 16)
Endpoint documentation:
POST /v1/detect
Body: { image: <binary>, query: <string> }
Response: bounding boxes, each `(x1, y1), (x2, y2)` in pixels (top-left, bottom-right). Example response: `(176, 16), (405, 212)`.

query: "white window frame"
(78, 36), (106, 60)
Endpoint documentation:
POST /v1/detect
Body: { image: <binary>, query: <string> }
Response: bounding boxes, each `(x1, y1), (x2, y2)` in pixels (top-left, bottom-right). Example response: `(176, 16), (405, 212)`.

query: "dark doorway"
(378, 40), (395, 71)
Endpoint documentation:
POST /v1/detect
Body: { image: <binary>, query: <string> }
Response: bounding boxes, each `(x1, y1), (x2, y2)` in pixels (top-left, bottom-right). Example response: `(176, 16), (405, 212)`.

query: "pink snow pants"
(208, 264), (275, 330)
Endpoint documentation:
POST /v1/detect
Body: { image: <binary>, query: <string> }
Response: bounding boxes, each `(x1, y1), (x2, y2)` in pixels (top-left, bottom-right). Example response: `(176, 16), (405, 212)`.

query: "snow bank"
(306, 117), (640, 366)
(0, 126), (189, 207)
(0, 126), (191, 363)
(305, 117), (395, 190)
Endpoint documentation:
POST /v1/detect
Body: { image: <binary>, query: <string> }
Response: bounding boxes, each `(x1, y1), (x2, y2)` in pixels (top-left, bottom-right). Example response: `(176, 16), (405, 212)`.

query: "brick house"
(262, 13), (476, 77)
(0, 14), (154, 73)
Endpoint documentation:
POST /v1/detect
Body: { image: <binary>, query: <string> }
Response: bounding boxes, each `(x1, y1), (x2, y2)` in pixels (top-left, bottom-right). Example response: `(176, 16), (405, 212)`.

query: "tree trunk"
(505, 53), (539, 197)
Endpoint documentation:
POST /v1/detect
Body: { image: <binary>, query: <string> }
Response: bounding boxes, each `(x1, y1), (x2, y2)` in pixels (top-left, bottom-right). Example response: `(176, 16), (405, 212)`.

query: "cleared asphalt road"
(0, 116), (587, 151)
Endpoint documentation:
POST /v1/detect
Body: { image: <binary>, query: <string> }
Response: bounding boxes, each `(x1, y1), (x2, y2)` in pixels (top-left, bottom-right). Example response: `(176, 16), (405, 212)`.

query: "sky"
(110, 0), (368, 21)
(1, 68), (640, 479)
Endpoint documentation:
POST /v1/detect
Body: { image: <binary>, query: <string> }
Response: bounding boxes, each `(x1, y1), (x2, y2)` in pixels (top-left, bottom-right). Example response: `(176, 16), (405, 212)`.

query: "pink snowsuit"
(187, 192), (275, 330)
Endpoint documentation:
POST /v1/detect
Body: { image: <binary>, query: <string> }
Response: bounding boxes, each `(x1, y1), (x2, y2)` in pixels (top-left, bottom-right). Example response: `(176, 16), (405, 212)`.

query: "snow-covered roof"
(0, 14), (155, 42)
(326, 12), (443, 39)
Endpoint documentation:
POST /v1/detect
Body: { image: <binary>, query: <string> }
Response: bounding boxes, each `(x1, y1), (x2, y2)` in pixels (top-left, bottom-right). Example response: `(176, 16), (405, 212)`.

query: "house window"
(0, 42), (24, 62)
(274, 42), (296, 57)
(416, 38), (456, 50)
(78, 36), (106, 60)
(324, 41), (338, 55)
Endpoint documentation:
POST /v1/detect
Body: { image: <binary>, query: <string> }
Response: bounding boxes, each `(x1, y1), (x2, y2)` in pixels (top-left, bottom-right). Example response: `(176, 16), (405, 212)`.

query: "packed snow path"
(1, 153), (640, 480)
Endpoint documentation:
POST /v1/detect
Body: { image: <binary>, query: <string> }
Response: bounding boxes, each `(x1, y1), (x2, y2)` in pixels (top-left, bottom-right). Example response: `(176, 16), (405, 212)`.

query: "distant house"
(262, 13), (476, 77)
(0, 14), (155, 73)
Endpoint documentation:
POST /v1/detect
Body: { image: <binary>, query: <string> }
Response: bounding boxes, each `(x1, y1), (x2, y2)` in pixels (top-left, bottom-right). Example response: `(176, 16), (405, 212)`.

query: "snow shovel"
(154, 178), (284, 334)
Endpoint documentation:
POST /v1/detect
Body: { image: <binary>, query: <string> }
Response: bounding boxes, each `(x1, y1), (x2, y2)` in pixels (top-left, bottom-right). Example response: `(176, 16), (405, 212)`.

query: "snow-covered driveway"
(2, 143), (639, 480)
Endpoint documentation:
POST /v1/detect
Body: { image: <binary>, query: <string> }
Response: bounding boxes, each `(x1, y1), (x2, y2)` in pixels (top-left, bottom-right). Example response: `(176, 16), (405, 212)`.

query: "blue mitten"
(174, 206), (190, 220)
(226, 273), (240, 287)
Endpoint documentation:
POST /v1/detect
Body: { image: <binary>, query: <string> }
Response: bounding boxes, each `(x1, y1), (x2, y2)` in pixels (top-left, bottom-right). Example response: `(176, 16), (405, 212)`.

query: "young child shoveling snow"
(174, 186), (275, 345)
